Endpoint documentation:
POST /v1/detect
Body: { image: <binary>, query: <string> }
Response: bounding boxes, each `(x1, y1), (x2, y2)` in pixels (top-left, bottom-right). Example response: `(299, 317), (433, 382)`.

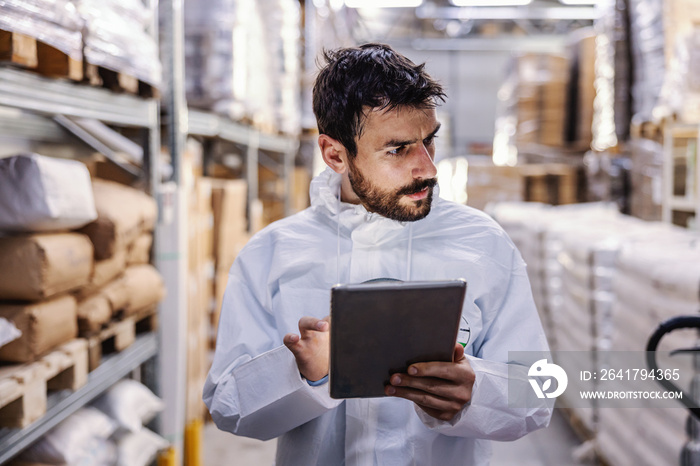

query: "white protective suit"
(204, 167), (552, 466)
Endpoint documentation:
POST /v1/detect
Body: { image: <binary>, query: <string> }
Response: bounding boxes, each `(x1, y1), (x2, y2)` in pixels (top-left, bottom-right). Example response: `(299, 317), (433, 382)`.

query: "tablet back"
(329, 279), (467, 399)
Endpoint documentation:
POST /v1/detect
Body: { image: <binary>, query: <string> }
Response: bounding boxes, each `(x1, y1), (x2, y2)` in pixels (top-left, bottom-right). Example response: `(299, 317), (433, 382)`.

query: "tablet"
(329, 279), (467, 399)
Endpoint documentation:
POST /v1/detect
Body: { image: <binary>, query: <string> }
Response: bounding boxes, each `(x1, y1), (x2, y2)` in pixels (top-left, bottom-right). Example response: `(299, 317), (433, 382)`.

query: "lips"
(406, 187), (429, 200)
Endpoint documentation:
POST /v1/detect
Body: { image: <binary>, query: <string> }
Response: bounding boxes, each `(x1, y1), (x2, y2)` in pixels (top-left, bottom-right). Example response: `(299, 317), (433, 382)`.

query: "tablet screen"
(329, 279), (467, 399)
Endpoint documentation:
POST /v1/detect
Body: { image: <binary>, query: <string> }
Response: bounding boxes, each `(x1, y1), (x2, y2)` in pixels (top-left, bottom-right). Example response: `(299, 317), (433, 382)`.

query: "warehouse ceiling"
(312, 0), (600, 50)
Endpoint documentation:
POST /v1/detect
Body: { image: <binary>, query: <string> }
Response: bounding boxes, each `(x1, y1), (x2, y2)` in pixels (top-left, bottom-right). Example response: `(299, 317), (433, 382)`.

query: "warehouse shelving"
(0, 334), (158, 464)
(0, 66), (163, 462)
(662, 122), (700, 228)
(187, 108), (300, 220)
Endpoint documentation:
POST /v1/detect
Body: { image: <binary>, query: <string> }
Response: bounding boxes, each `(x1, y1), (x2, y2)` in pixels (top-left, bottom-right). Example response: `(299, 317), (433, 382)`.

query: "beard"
(347, 159), (437, 222)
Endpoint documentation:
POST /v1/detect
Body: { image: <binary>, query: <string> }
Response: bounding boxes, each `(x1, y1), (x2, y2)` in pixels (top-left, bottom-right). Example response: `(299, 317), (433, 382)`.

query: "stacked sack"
(75, 178), (164, 341)
(597, 234), (700, 466)
(0, 154), (164, 366)
(490, 200), (700, 464)
(17, 379), (168, 466)
(0, 154), (96, 364)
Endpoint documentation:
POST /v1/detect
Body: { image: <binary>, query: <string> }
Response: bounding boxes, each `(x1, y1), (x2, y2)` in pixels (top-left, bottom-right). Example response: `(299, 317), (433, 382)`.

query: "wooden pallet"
(0, 339), (88, 428)
(84, 63), (158, 98)
(86, 307), (158, 372)
(0, 31), (37, 68)
(0, 29), (82, 81)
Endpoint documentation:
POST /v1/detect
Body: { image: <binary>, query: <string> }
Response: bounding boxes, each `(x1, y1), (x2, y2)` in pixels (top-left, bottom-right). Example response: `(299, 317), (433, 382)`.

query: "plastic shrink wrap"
(0, 0), (83, 60)
(75, 0), (161, 87)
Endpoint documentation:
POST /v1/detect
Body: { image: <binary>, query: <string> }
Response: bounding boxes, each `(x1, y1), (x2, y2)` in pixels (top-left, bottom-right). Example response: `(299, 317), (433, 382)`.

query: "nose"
(412, 143), (437, 179)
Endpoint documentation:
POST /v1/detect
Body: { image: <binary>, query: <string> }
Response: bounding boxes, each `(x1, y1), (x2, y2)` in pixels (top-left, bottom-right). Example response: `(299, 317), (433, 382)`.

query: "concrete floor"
(204, 409), (590, 466)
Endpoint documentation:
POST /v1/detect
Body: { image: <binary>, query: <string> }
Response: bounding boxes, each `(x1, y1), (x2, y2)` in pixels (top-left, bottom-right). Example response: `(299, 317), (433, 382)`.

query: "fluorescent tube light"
(559, 0), (599, 4)
(450, 0), (531, 5)
(344, 0), (423, 7)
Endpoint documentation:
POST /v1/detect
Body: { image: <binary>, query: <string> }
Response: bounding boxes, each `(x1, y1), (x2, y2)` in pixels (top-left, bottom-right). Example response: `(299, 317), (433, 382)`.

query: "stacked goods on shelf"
(291, 166), (312, 214)
(75, 0), (161, 90)
(460, 158), (524, 211)
(259, 163), (286, 227)
(185, 175), (214, 424)
(259, 0), (302, 136)
(514, 53), (570, 149)
(628, 0), (665, 124)
(565, 28), (596, 150)
(520, 163), (579, 206)
(491, 200), (700, 462)
(444, 156), (580, 211)
(657, 0), (700, 124)
(210, 178), (249, 343)
(17, 380), (167, 465)
(628, 137), (663, 221)
(76, 178), (164, 371)
(597, 236), (700, 466)
(0, 0), (84, 80)
(591, 0), (631, 150)
(0, 154), (97, 428)
(184, 0), (249, 119)
(184, 0), (301, 135)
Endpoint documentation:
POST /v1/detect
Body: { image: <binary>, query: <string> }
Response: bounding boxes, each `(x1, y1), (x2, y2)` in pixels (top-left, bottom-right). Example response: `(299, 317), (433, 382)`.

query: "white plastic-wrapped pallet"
(0, 0), (84, 62)
(75, 0), (161, 87)
(0, 153), (97, 232)
(259, 0), (301, 135)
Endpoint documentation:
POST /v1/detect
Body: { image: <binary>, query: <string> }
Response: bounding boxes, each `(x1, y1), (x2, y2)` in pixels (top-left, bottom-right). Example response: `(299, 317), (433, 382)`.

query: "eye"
(387, 145), (407, 156)
(424, 134), (438, 146)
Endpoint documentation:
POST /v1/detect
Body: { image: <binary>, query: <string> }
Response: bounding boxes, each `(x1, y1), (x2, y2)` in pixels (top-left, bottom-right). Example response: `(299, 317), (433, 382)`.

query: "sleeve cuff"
(306, 374), (329, 386)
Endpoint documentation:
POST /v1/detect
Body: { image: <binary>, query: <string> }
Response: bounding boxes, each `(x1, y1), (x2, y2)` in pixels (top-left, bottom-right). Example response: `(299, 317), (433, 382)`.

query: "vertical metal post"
(157, 0), (188, 464)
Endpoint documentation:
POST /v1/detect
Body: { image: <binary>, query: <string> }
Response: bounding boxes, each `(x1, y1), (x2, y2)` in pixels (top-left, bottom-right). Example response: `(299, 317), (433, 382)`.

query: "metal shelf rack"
(0, 334), (158, 464)
(187, 108), (300, 220)
(0, 67), (163, 463)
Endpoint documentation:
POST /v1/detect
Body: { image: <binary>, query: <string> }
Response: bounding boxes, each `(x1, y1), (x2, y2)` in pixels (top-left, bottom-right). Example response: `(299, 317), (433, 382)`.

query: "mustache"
(397, 178), (437, 196)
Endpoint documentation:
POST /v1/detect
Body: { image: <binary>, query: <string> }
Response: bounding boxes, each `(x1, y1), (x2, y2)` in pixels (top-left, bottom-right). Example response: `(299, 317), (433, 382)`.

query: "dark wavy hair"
(312, 43), (446, 158)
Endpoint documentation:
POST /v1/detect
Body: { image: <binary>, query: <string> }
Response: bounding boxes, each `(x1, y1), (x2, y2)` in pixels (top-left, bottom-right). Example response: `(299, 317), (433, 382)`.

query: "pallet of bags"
(596, 232), (700, 465)
(72, 177), (163, 370)
(0, 234), (93, 428)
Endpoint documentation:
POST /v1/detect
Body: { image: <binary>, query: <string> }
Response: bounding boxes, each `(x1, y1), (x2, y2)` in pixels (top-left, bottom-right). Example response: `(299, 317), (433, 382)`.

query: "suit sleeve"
(416, 248), (553, 440)
(203, 246), (341, 441)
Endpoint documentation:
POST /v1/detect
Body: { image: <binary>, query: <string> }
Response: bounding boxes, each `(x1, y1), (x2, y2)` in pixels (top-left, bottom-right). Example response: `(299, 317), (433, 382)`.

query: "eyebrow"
(379, 123), (442, 150)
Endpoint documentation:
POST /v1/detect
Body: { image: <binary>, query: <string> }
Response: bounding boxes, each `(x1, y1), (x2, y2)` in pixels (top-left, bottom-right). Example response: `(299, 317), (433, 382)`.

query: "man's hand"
(385, 344), (475, 422)
(283, 316), (330, 382)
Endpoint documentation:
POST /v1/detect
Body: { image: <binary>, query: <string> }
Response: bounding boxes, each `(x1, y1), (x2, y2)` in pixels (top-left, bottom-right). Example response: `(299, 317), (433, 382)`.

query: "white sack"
(0, 153), (97, 232)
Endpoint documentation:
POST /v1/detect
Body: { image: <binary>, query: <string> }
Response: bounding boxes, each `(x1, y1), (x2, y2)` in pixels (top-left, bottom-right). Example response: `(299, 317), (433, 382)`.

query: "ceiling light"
(344, 0), (423, 7)
(450, 0), (531, 5)
(559, 0), (600, 4)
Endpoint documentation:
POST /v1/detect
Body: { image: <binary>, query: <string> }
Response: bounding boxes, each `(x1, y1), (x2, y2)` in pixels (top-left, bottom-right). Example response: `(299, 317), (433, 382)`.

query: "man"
(204, 43), (552, 465)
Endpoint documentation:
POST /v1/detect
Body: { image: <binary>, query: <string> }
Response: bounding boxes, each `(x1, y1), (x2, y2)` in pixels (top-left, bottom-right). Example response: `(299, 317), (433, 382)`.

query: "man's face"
(346, 106), (440, 222)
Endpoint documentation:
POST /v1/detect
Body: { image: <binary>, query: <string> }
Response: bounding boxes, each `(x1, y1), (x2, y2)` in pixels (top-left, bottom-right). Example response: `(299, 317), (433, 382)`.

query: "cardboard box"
(0, 295), (78, 363)
(79, 179), (157, 260)
(210, 179), (248, 271)
(0, 233), (93, 301)
(121, 265), (166, 316)
(466, 162), (524, 211)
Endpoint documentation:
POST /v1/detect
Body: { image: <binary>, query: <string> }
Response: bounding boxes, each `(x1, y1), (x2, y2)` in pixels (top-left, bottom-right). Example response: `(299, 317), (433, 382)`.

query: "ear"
(318, 134), (349, 174)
